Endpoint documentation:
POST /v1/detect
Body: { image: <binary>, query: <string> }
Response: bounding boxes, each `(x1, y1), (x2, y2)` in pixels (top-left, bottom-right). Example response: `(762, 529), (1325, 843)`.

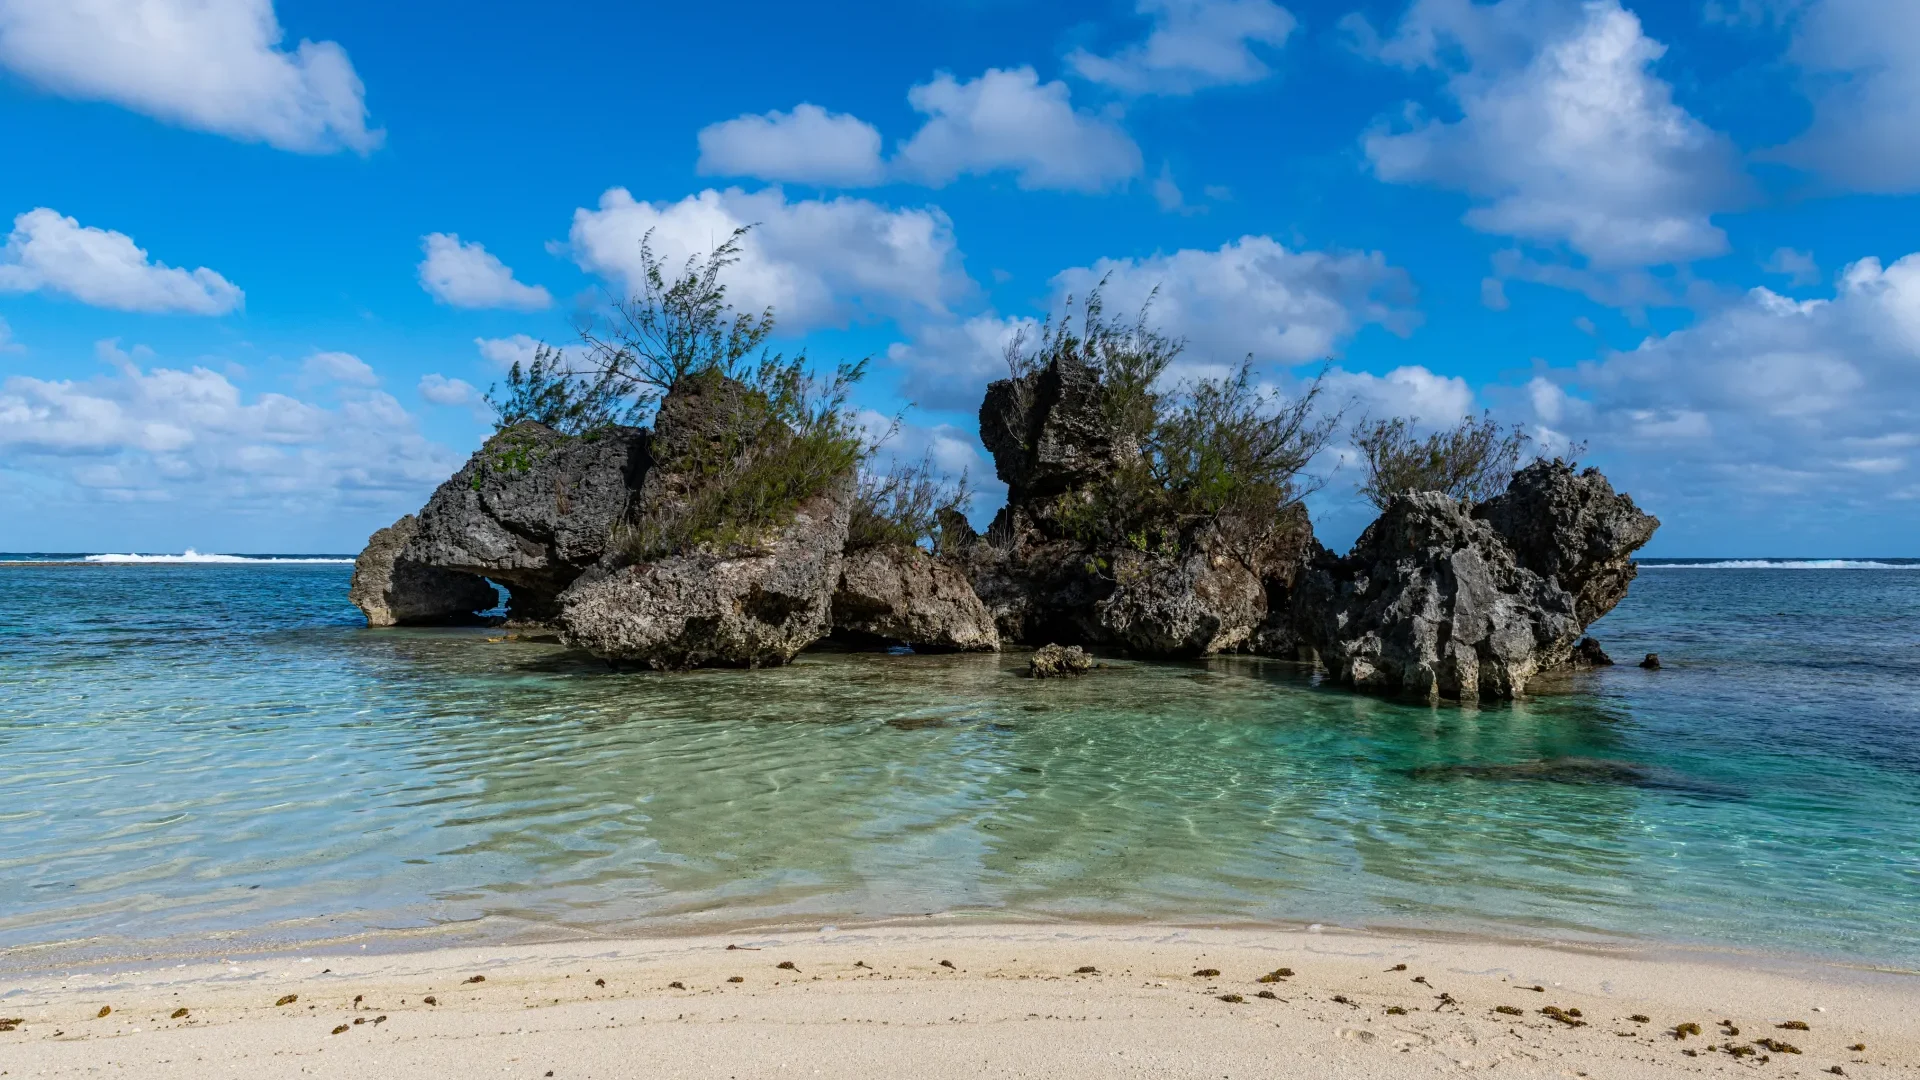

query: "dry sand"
(1, 923), (1914, 1078)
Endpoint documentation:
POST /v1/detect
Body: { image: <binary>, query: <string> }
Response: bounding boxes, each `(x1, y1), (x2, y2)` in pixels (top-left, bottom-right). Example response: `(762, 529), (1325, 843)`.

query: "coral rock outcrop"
(348, 515), (499, 626)
(832, 545), (999, 652)
(1293, 465), (1658, 701)
(555, 373), (854, 669)
(954, 355), (1314, 658)
(1474, 460), (1660, 625)
(402, 422), (648, 621)
(558, 488), (850, 669)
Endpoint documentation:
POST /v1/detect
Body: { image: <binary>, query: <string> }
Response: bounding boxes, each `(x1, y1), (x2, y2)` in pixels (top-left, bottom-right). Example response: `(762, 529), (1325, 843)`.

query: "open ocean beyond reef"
(2, 555), (1917, 966)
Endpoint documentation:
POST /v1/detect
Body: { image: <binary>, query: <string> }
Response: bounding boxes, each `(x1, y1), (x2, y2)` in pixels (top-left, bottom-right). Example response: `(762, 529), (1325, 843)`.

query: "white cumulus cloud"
(303, 350), (377, 386)
(886, 236), (1413, 419)
(1069, 0), (1297, 95)
(894, 67), (1143, 192)
(0, 0), (380, 154)
(1768, 0), (1920, 193)
(1363, 0), (1745, 268)
(0, 349), (460, 515)
(568, 187), (967, 329)
(0, 208), (243, 314)
(1328, 365), (1477, 425)
(1522, 251), (1920, 516)
(885, 313), (1043, 413)
(418, 374), (481, 407)
(1050, 236), (1418, 369)
(697, 104), (886, 186)
(417, 233), (552, 311)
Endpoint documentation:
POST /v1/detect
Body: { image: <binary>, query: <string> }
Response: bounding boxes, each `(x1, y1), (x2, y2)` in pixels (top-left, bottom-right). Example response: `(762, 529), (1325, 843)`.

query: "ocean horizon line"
(5, 552), (1916, 568)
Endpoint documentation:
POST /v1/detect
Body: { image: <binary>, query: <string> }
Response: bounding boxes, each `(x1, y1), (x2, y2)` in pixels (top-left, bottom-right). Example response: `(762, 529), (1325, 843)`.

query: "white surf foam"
(81, 550), (353, 565)
(1642, 559), (1915, 570)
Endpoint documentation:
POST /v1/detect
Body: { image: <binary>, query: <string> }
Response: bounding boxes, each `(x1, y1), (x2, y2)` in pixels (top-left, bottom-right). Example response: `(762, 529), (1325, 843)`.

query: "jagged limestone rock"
(1094, 546), (1265, 656)
(832, 545), (999, 652)
(557, 372), (855, 669)
(1292, 492), (1585, 702)
(558, 488), (849, 669)
(403, 422), (648, 622)
(348, 515), (498, 626)
(978, 353), (1118, 500)
(958, 356), (1315, 658)
(1474, 460), (1660, 626)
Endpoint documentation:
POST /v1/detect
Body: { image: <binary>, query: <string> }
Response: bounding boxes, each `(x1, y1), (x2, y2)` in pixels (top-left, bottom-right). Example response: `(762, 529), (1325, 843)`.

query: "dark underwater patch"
(1406, 757), (1742, 797)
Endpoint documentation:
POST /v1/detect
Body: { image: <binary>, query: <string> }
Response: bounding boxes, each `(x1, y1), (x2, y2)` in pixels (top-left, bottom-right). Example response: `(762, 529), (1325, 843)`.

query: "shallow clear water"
(2, 562), (1917, 964)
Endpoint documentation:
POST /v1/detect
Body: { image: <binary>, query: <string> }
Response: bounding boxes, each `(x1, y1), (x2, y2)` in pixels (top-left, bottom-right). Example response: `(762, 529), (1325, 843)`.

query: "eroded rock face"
(348, 515), (498, 627)
(558, 488), (849, 669)
(1096, 546), (1265, 656)
(956, 357), (1314, 658)
(403, 423), (649, 621)
(978, 354), (1117, 500)
(556, 372), (856, 669)
(1475, 461), (1659, 625)
(833, 545), (999, 652)
(1292, 492), (1584, 701)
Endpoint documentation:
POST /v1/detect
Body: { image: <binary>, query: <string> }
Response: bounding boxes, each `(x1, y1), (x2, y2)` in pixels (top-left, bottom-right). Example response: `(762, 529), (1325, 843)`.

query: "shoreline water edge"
(2, 924), (1914, 1078)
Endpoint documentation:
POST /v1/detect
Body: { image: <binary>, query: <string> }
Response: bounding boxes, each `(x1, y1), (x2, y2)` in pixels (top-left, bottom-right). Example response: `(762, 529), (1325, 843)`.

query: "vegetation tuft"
(1350, 412), (1529, 510)
(847, 453), (975, 552)
(1007, 286), (1338, 555)
(621, 361), (867, 560)
(484, 344), (637, 436)
(476, 225), (920, 558)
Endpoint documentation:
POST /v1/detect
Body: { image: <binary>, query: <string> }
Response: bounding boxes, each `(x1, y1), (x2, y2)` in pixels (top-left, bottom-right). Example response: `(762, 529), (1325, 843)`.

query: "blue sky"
(2, 0), (1916, 556)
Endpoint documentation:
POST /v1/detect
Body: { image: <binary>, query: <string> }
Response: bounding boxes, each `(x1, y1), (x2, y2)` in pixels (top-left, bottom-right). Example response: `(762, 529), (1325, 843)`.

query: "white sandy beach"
(2, 923), (1913, 1078)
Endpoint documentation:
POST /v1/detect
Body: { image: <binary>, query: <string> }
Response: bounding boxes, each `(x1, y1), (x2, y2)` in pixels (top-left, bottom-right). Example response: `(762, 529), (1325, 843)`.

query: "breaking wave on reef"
(81, 550), (353, 564)
(1640, 559), (1918, 570)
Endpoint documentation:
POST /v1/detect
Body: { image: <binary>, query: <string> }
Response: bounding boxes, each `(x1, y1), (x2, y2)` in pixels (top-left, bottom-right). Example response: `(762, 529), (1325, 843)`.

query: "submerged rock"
(1640, 652), (1663, 670)
(1571, 636), (1614, 667)
(1292, 491), (1584, 701)
(1408, 757), (1738, 797)
(1029, 643), (1093, 678)
(832, 545), (999, 652)
(348, 515), (498, 627)
(403, 422), (648, 621)
(1410, 758), (1655, 785)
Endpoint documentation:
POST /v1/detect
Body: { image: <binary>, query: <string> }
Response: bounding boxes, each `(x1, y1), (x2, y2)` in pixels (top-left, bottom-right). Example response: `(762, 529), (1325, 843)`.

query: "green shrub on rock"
(1351, 412), (1529, 510)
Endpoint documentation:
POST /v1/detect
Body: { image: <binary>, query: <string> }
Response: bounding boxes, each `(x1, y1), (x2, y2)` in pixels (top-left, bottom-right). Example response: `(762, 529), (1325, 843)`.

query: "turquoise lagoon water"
(2, 559), (1917, 965)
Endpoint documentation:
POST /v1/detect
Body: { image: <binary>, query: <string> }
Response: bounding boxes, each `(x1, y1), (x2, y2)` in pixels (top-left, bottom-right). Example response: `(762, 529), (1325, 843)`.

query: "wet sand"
(2, 923), (1914, 1078)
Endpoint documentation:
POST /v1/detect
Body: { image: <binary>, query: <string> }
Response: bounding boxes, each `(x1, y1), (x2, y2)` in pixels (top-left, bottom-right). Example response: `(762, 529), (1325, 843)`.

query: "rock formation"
(1292, 492), (1585, 701)
(348, 515), (498, 626)
(832, 544), (999, 652)
(1571, 636), (1614, 667)
(555, 372), (853, 669)
(369, 348), (1659, 696)
(1474, 461), (1660, 626)
(402, 422), (648, 621)
(558, 487), (849, 668)
(1293, 465), (1658, 701)
(1029, 643), (1093, 678)
(952, 354), (1316, 657)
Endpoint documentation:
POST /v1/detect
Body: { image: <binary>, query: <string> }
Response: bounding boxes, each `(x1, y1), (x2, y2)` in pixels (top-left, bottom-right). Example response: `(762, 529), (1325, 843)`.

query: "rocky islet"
(350, 356), (1658, 698)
